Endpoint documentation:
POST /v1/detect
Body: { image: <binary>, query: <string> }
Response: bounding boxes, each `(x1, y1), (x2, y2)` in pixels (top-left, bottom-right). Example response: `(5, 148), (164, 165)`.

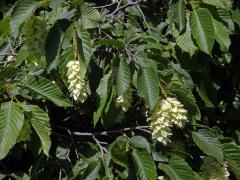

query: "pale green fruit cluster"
(201, 157), (230, 180)
(116, 89), (132, 112)
(66, 60), (87, 103)
(148, 97), (188, 145)
(157, 176), (168, 180)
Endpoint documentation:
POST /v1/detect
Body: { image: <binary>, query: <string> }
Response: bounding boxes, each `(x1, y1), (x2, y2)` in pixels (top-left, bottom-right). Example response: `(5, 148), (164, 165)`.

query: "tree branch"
(94, 2), (117, 9)
(0, 59), (15, 65)
(72, 125), (150, 136)
(109, 0), (142, 16)
(93, 135), (107, 158)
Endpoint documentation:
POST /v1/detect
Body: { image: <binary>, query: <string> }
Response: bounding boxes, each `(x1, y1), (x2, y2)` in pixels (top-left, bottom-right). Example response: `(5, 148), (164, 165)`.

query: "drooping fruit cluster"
(157, 176), (168, 180)
(116, 88), (132, 112)
(147, 97), (188, 145)
(66, 60), (87, 103)
(201, 157), (230, 180)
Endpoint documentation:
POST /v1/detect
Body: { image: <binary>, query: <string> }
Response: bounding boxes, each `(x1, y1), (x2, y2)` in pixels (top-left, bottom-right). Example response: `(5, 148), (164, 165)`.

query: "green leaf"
(175, 13), (197, 56)
(222, 143), (240, 178)
(10, 0), (38, 33)
(152, 151), (168, 162)
(232, 10), (240, 26)
(22, 105), (51, 156)
(130, 136), (151, 153)
(14, 46), (29, 67)
(132, 149), (157, 180)
(196, 85), (214, 108)
(76, 26), (93, 66)
(93, 72), (112, 126)
(81, 161), (100, 180)
(0, 67), (21, 79)
(202, 0), (232, 10)
(190, 8), (214, 54)
(23, 16), (48, 58)
(79, 4), (102, 29)
(213, 19), (231, 52)
(192, 129), (223, 163)
(17, 120), (32, 143)
(68, 160), (88, 180)
(0, 16), (10, 37)
(159, 155), (197, 180)
(116, 58), (131, 96)
(18, 74), (72, 107)
(96, 72), (112, 98)
(96, 39), (124, 49)
(0, 102), (24, 160)
(109, 136), (129, 168)
(170, 0), (186, 32)
(137, 64), (159, 110)
(217, 8), (235, 32)
(45, 20), (71, 71)
(45, 7), (76, 25)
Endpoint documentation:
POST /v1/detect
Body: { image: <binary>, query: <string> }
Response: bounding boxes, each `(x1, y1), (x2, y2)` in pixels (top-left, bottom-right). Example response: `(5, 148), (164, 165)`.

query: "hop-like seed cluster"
(147, 97), (188, 145)
(157, 176), (168, 180)
(116, 89), (132, 112)
(201, 157), (230, 180)
(66, 60), (87, 103)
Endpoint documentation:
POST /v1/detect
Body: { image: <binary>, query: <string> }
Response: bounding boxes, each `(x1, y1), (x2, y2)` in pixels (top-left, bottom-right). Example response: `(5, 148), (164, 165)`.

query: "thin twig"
(73, 125), (150, 136)
(136, 4), (151, 32)
(31, 153), (44, 179)
(67, 129), (80, 160)
(0, 59), (15, 65)
(93, 135), (107, 158)
(94, 2), (117, 9)
(58, 169), (62, 180)
(125, 46), (139, 65)
(109, 0), (142, 16)
(160, 85), (167, 98)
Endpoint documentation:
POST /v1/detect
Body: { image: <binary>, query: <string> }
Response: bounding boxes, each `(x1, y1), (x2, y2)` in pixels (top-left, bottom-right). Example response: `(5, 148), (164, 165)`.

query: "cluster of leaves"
(0, 0), (240, 179)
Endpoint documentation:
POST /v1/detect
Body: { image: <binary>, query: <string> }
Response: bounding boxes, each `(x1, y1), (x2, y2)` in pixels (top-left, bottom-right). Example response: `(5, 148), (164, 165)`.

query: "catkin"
(201, 157), (230, 180)
(148, 97), (188, 145)
(66, 60), (87, 103)
(116, 88), (132, 112)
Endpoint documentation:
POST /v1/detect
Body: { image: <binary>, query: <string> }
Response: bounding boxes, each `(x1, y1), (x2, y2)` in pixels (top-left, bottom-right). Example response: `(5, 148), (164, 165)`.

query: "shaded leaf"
(130, 136), (151, 153)
(23, 16), (48, 58)
(109, 136), (129, 168)
(96, 39), (124, 49)
(93, 72), (112, 126)
(202, 0), (232, 10)
(213, 19), (231, 52)
(10, 0), (38, 33)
